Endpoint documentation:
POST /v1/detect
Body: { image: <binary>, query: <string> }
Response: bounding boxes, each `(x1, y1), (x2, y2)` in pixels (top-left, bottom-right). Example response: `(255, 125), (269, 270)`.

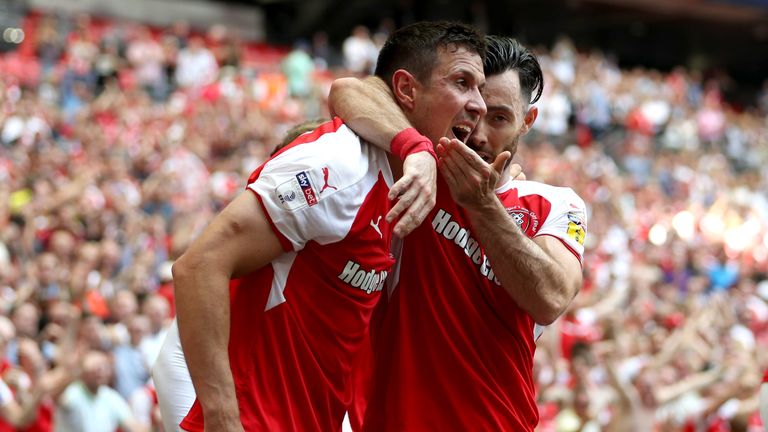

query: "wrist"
(202, 409), (242, 429)
(202, 401), (241, 422)
(391, 128), (437, 162)
(200, 392), (240, 414)
(465, 196), (507, 218)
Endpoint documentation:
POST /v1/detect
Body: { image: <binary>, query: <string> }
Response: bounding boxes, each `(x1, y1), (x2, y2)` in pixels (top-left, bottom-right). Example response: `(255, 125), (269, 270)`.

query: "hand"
(509, 163), (526, 181)
(386, 151), (437, 237)
(436, 137), (510, 211)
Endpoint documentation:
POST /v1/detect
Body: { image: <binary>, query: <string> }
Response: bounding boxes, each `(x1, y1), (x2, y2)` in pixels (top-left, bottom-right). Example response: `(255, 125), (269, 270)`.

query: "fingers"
(439, 139), (495, 190)
(437, 144), (464, 188)
(440, 139), (473, 180)
(509, 163), (527, 181)
(388, 194), (430, 237)
(387, 175), (412, 202)
(435, 138), (450, 159)
(386, 184), (415, 222)
(387, 151), (437, 236)
(445, 138), (490, 174)
(491, 151), (512, 177)
(391, 196), (430, 237)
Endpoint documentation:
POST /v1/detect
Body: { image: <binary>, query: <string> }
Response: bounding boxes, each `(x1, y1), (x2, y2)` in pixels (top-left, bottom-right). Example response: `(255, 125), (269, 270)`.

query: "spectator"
(126, 27), (167, 101)
(342, 25), (378, 75)
(174, 36), (218, 89)
(281, 40), (315, 98)
(7, 303), (40, 365)
(113, 315), (150, 400)
(137, 295), (169, 368)
(311, 31), (342, 70)
(54, 350), (144, 432)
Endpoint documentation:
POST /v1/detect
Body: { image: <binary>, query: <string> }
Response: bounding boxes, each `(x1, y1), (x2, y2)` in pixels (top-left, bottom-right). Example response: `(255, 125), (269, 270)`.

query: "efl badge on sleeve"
(275, 176), (309, 210)
(566, 212), (586, 245)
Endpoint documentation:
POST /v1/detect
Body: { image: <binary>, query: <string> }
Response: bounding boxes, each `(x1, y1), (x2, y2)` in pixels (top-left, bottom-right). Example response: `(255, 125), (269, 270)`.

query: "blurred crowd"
(0, 10), (765, 432)
(528, 39), (768, 431)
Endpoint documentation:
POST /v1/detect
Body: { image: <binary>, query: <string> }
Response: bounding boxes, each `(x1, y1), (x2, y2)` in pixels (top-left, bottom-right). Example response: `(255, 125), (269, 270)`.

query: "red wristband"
(390, 128), (437, 162)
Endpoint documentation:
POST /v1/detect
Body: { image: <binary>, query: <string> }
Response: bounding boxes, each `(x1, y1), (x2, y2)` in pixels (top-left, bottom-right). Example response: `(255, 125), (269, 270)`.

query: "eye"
(456, 79), (468, 88)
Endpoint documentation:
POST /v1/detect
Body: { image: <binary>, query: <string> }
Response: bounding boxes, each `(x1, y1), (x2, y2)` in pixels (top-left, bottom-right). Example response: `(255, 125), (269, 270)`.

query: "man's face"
(467, 69), (533, 163)
(82, 352), (111, 391)
(409, 46), (486, 144)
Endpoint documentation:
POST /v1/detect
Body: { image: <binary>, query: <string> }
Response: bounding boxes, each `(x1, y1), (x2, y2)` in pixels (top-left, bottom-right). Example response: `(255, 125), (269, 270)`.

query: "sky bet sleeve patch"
(274, 170), (319, 210)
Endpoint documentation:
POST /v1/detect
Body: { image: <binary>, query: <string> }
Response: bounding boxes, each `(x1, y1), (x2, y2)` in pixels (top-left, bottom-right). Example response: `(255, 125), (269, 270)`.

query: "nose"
(467, 86), (487, 120)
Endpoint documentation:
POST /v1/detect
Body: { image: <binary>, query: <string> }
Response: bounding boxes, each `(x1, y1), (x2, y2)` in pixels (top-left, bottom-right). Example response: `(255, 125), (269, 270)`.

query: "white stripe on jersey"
(265, 252), (298, 311)
(386, 236), (404, 299)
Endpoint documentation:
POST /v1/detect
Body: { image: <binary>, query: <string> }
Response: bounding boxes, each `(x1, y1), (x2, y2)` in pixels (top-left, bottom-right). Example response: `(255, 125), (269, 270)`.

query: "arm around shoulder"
(328, 76), (412, 150)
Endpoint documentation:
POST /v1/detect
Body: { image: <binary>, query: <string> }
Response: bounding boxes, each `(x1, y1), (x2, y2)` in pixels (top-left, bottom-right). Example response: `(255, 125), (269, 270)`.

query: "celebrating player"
(152, 21), (487, 431)
(330, 35), (587, 431)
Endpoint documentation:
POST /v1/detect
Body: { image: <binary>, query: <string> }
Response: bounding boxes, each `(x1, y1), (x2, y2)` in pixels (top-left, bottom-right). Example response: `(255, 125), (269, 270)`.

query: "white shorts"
(151, 319), (357, 432)
(151, 319), (196, 432)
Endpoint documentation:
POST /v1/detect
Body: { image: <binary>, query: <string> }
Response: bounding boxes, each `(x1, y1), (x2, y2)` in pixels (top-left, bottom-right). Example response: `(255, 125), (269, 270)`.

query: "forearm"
(656, 368), (720, 405)
(328, 76), (412, 150)
(647, 329), (687, 369)
(604, 359), (636, 408)
(3, 386), (45, 427)
(173, 257), (239, 418)
(466, 199), (577, 325)
(42, 367), (77, 402)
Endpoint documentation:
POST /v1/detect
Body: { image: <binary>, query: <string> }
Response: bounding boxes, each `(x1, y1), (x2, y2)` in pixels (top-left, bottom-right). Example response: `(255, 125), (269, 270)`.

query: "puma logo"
(370, 216), (383, 238)
(320, 167), (337, 193)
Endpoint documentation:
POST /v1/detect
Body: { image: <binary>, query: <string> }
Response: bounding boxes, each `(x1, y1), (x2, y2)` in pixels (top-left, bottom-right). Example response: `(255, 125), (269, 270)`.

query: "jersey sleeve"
(534, 188), (588, 263)
(246, 124), (391, 252)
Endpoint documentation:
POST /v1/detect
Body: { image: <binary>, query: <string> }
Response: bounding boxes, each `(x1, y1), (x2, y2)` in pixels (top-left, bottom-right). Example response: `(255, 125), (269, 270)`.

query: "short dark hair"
(374, 21), (485, 88)
(484, 35), (544, 105)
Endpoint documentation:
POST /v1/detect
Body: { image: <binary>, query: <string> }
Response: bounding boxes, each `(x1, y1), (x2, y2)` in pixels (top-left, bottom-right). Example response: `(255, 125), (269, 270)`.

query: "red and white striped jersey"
(181, 118), (396, 432)
(362, 175), (587, 431)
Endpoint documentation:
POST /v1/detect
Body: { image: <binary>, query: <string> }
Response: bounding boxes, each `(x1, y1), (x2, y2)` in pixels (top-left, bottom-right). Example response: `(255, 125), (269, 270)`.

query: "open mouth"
(452, 125), (472, 142)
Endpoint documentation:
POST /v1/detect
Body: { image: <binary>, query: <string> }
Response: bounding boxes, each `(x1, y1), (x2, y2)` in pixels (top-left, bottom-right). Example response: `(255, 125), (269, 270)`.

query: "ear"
(520, 106), (538, 136)
(391, 69), (417, 111)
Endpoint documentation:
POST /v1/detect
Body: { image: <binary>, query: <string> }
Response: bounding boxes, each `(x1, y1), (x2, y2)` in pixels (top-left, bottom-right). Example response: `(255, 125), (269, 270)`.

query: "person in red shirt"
(155, 21), (487, 431)
(331, 35), (586, 431)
